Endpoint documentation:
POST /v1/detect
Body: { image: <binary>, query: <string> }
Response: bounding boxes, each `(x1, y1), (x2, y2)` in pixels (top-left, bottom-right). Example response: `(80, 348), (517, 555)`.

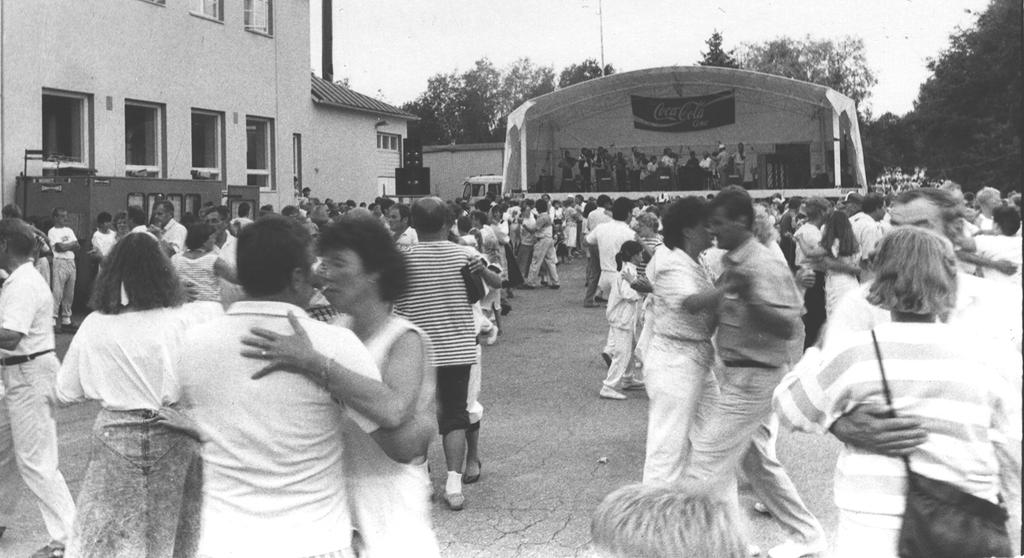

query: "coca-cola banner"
(630, 91), (735, 132)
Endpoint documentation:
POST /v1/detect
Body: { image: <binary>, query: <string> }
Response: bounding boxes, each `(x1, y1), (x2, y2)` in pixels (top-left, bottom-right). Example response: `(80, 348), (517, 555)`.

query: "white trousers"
(833, 510), (900, 558)
(642, 345), (717, 484)
(0, 355), (77, 544)
(602, 326), (638, 389)
(52, 258), (76, 323)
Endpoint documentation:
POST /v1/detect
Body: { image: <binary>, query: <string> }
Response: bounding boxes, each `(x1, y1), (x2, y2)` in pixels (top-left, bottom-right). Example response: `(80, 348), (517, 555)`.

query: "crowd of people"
(548, 142), (761, 193)
(0, 178), (1020, 558)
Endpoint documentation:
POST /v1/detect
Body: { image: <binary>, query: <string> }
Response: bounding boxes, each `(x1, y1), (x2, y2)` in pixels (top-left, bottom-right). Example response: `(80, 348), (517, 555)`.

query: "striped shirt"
(394, 241), (478, 367)
(774, 321), (1021, 518)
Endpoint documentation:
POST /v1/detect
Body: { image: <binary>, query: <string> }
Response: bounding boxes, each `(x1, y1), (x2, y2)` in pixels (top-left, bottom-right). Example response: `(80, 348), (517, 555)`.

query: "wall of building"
(0, 0), (311, 212)
(423, 144), (504, 201)
(307, 107), (406, 203)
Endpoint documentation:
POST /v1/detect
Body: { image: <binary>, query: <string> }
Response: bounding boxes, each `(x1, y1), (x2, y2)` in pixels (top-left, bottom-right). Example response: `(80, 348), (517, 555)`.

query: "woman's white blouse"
(56, 304), (220, 410)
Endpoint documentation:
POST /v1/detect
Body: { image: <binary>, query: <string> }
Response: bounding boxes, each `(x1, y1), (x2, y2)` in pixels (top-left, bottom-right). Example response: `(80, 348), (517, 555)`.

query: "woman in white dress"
(240, 212), (440, 558)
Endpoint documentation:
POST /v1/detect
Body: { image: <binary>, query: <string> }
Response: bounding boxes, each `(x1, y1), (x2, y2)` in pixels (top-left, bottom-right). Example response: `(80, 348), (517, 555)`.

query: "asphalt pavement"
(1, 257), (842, 558)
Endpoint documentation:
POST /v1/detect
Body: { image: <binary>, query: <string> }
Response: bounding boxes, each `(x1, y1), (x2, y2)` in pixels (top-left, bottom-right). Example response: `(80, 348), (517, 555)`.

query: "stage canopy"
(502, 66), (866, 192)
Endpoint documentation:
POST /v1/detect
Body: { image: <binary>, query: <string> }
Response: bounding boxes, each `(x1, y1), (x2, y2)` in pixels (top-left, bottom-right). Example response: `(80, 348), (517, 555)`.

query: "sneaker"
(443, 492), (465, 511)
(599, 386), (627, 400)
(621, 379), (646, 390)
(767, 537), (826, 558)
(31, 544), (65, 558)
(484, 326), (499, 346)
(548, 284), (560, 289)
(753, 501), (771, 515)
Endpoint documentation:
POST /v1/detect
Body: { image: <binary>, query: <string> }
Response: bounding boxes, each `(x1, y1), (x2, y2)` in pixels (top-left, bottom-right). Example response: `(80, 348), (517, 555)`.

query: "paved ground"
(2, 257), (843, 558)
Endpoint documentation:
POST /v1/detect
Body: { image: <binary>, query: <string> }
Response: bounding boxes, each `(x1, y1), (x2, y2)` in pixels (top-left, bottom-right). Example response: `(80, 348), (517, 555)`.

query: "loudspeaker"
(395, 167), (430, 196)
(403, 138), (423, 168)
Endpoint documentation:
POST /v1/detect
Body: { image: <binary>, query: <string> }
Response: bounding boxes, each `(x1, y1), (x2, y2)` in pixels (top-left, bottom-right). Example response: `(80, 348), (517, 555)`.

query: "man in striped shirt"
(395, 197), (500, 511)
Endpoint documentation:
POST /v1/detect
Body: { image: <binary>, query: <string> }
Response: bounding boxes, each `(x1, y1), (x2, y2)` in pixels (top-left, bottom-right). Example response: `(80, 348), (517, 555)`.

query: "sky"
(310, 0), (991, 117)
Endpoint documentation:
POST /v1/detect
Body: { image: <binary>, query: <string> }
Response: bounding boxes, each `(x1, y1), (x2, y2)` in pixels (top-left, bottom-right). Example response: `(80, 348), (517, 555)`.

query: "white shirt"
(47, 226), (77, 260)
(161, 218), (187, 255)
(179, 300), (382, 558)
(91, 229), (117, 258)
(0, 262), (55, 357)
(793, 222), (822, 269)
(849, 212), (888, 263)
(585, 220), (636, 272)
(56, 305), (217, 410)
(974, 235), (1022, 286)
(586, 207), (612, 233)
(214, 233), (237, 268)
(130, 225), (149, 234)
(395, 227), (419, 252)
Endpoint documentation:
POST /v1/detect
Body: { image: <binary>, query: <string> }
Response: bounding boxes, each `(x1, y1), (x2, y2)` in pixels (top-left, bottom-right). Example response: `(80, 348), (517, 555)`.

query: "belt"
(722, 359), (778, 369)
(0, 349), (55, 366)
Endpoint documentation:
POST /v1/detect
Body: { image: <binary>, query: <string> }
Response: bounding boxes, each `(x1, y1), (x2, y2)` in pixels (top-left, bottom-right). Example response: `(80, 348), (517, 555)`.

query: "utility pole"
(598, 0), (605, 76)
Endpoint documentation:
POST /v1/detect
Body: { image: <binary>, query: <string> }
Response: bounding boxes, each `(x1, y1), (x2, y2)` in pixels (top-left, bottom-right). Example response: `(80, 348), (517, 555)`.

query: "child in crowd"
(591, 483), (748, 558)
(90, 211), (117, 261)
(599, 240), (644, 400)
(171, 222), (236, 305)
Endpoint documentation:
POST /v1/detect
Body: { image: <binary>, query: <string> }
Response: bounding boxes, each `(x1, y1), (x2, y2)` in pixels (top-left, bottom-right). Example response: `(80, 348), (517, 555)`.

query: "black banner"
(631, 91), (735, 132)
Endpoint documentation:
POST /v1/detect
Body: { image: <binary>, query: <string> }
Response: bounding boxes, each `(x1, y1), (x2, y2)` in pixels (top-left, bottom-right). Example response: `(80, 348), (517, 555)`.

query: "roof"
(311, 75), (418, 120)
(423, 142), (504, 153)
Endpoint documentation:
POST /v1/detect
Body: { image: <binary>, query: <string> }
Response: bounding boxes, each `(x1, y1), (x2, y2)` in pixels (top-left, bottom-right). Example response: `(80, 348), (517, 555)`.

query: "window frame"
(41, 89), (92, 171)
(377, 132), (400, 152)
(190, 0), (223, 22)
(124, 100), (164, 178)
(190, 109), (224, 181)
(244, 0), (273, 36)
(245, 116), (275, 191)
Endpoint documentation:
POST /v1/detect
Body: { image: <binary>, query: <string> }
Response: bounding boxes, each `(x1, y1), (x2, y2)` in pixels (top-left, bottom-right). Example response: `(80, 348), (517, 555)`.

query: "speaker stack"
(396, 137), (429, 196)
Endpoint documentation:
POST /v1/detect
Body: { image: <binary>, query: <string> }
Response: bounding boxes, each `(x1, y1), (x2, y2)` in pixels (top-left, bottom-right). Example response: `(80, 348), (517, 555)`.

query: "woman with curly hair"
(55, 232), (219, 558)
(775, 226), (1021, 557)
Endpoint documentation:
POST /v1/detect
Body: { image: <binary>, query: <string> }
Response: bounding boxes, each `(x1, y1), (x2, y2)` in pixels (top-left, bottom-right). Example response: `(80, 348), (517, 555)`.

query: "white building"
(0, 0), (412, 213)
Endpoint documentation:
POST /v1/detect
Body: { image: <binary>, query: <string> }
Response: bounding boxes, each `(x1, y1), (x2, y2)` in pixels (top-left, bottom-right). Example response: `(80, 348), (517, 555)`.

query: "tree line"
(400, 0), (1020, 191)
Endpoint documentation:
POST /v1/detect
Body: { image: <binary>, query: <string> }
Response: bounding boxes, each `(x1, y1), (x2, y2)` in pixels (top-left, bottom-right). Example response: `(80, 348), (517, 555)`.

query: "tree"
(738, 36), (877, 109)
(557, 59), (615, 88)
(907, 0), (1021, 190)
(698, 30), (739, 68)
(402, 58), (557, 144)
(860, 112), (918, 183)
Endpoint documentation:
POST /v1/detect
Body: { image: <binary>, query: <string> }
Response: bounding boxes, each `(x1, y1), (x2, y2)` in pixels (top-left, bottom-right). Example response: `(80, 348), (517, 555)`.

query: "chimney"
(322, 0), (333, 82)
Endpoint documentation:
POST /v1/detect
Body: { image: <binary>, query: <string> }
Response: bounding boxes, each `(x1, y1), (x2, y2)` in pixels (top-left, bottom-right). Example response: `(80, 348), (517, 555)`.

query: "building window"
(41, 90), (91, 170)
(244, 0), (272, 34)
(191, 0), (222, 21)
(377, 132), (399, 151)
(246, 117), (274, 189)
(124, 101), (163, 177)
(292, 133), (302, 192)
(191, 110), (222, 180)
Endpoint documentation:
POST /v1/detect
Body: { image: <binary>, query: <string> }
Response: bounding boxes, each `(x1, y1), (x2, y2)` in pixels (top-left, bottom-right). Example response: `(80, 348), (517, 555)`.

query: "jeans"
(583, 245), (601, 304)
(0, 355), (76, 545)
(684, 365), (824, 543)
(52, 258), (76, 323)
(67, 409), (202, 558)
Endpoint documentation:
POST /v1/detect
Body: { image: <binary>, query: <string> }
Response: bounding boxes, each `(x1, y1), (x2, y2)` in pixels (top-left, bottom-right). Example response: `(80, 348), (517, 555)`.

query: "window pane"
(125, 104), (158, 166)
(191, 112), (219, 169)
(245, 0), (271, 33)
(193, 0), (220, 19)
(42, 94), (83, 162)
(246, 119), (268, 171)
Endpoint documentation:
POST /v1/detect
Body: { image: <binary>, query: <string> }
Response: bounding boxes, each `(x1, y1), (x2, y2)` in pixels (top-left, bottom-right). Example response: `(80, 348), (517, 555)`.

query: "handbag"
(461, 262), (485, 304)
(870, 330), (1013, 558)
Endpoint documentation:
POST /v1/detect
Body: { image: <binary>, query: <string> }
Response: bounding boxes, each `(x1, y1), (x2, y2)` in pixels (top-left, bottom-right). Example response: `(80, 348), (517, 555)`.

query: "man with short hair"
(0, 218), (76, 557)
(683, 187), (826, 558)
(47, 208), (78, 332)
(150, 201), (187, 256)
(583, 195), (614, 307)
(849, 193), (888, 281)
(178, 216), (382, 558)
(386, 203), (418, 252)
(231, 202), (254, 234)
(394, 197), (500, 511)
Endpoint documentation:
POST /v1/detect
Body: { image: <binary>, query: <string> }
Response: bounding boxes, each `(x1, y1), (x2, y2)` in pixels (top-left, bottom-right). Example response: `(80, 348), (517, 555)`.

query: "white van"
(461, 174), (504, 200)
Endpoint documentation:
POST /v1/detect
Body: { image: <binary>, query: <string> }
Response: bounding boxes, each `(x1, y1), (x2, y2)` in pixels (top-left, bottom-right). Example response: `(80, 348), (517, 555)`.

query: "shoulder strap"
(870, 329), (913, 473)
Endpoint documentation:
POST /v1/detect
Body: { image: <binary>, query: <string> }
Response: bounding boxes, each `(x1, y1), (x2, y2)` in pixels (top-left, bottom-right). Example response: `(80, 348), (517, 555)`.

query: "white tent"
(502, 66), (865, 192)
